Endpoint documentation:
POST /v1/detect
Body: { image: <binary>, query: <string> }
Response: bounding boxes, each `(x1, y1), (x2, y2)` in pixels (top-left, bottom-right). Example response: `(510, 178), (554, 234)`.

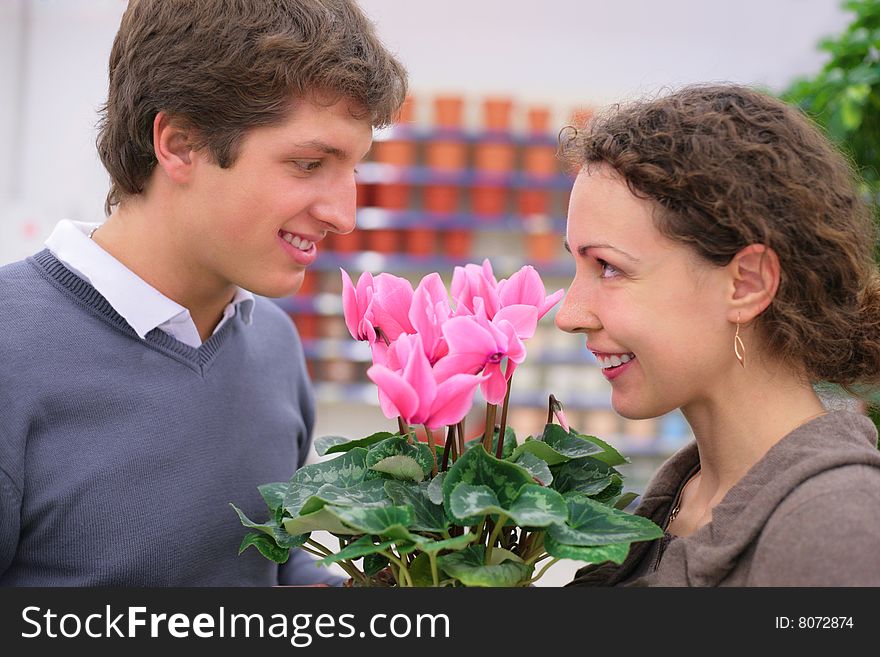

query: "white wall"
(0, 0), (848, 263)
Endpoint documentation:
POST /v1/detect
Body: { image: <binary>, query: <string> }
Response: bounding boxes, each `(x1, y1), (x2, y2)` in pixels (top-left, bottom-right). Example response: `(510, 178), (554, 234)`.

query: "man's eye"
(293, 160), (321, 172)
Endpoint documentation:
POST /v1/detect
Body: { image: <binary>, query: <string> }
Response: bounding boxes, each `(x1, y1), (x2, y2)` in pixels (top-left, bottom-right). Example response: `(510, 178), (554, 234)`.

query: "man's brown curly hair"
(561, 84), (880, 387)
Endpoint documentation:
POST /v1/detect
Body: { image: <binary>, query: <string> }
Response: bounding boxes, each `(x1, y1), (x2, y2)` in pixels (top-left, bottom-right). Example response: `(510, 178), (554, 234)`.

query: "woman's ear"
(152, 111), (196, 184)
(726, 244), (780, 322)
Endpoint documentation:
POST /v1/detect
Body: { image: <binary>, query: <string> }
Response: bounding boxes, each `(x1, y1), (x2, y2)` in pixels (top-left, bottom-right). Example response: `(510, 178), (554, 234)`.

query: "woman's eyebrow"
(563, 239), (640, 263)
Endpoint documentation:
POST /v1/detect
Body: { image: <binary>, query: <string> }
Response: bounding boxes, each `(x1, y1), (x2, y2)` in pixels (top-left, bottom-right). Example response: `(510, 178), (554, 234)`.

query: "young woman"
(557, 84), (880, 586)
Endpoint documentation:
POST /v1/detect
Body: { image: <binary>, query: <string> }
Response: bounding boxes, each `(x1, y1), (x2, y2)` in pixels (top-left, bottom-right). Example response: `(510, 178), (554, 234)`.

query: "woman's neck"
(680, 359), (827, 511)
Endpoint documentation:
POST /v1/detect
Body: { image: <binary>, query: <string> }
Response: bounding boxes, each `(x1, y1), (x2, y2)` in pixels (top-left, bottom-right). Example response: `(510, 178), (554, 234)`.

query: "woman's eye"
(597, 259), (620, 279)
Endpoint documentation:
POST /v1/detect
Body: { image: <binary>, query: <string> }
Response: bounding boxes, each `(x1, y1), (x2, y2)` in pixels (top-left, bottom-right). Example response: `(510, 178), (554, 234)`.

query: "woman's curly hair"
(560, 84), (880, 388)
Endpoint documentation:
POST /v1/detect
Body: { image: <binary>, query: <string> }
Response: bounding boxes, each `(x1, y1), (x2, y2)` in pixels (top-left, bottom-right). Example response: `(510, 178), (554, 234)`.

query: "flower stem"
(495, 375), (514, 459)
(398, 417), (408, 439)
(429, 552), (440, 587)
(485, 513), (508, 565)
(482, 404), (497, 452)
(381, 550), (413, 587)
(525, 557), (559, 585)
(456, 420), (465, 458)
(441, 425), (455, 472)
(424, 425), (438, 477)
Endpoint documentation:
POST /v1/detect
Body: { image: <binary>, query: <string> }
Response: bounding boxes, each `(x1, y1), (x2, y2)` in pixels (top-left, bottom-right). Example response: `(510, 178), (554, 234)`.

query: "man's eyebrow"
(291, 139), (348, 159)
(563, 239), (640, 263)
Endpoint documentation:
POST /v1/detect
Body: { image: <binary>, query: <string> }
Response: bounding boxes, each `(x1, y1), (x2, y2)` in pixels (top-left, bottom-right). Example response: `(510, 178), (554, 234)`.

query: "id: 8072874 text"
(774, 617), (853, 629)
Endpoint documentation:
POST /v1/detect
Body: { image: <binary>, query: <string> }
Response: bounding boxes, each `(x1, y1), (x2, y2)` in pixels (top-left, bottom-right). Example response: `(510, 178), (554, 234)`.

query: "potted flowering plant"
(232, 261), (663, 586)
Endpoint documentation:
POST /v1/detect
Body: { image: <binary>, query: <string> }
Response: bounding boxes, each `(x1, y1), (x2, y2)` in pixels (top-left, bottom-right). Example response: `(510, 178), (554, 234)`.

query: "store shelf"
(374, 125), (559, 147)
(356, 162), (572, 189)
(301, 251), (574, 276)
(355, 207), (566, 232)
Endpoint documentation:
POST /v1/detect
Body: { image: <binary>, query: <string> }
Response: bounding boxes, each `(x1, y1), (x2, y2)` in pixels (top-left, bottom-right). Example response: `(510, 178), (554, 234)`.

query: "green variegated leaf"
(230, 503), (306, 548)
(550, 456), (618, 497)
(258, 482), (288, 515)
(511, 425), (603, 466)
(613, 492), (640, 510)
(514, 452), (553, 486)
(442, 445), (533, 522)
(299, 479), (392, 515)
(465, 426), (517, 461)
(384, 480), (449, 532)
(507, 485), (568, 528)
(409, 553), (436, 587)
(363, 553), (390, 577)
(317, 535), (396, 565)
(230, 503), (277, 538)
(313, 435), (350, 456)
(367, 437), (435, 479)
(574, 433), (629, 466)
(590, 475), (623, 504)
(541, 423), (605, 457)
(449, 483), (502, 524)
(370, 455), (426, 482)
(272, 527), (307, 549)
(320, 431), (399, 456)
(407, 532), (477, 554)
(282, 507), (361, 536)
(238, 532), (290, 564)
(448, 483), (568, 528)
(549, 494), (664, 546)
(283, 448), (371, 515)
(326, 505), (414, 540)
(438, 545), (531, 587)
(543, 534), (631, 565)
(486, 546), (524, 565)
(427, 472), (446, 505)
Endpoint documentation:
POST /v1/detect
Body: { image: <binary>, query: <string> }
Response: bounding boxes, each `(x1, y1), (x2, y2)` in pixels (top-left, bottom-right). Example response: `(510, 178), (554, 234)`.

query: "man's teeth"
(597, 353), (635, 369)
(281, 232), (313, 251)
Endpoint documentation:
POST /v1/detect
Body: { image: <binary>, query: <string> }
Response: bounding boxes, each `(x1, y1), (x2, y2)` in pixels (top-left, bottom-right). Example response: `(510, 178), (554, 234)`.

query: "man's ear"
(153, 111), (196, 184)
(726, 244), (780, 323)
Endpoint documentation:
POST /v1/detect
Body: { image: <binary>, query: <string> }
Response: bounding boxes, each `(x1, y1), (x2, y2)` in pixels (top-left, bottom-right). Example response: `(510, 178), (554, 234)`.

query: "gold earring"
(734, 313), (745, 368)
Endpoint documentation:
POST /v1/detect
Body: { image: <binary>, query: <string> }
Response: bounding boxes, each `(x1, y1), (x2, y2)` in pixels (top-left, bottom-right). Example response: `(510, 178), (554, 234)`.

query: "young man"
(0, 0), (406, 585)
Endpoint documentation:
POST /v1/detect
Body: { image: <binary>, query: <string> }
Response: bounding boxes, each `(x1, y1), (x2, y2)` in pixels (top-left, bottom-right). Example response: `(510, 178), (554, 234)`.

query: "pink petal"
(374, 274), (415, 339)
(402, 336), (437, 425)
(341, 269), (361, 339)
(432, 352), (489, 381)
(481, 362), (509, 405)
(367, 364), (419, 423)
(442, 316), (498, 358)
(539, 288), (566, 320)
(424, 373), (484, 429)
(494, 304), (539, 340)
(498, 266), (544, 308)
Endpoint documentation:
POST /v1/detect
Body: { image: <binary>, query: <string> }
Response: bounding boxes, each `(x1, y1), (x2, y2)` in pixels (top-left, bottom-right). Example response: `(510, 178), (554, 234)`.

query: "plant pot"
(471, 186), (507, 216)
(474, 142), (516, 172)
(426, 141), (467, 170)
(444, 229), (473, 258)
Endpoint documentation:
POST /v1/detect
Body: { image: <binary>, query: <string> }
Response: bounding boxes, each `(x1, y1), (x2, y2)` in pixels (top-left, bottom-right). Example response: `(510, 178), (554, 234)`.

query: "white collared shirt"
(45, 220), (254, 348)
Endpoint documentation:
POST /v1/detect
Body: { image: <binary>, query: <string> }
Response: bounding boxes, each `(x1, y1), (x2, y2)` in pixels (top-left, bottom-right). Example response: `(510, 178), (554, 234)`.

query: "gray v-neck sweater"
(0, 250), (336, 586)
(568, 410), (880, 586)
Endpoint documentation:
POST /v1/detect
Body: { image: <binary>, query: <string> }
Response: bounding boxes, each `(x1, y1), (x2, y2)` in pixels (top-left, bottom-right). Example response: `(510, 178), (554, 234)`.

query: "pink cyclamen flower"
(437, 301), (529, 405)
(408, 273), (452, 364)
(371, 273), (415, 341)
(341, 269), (375, 342)
(367, 334), (484, 430)
(497, 265), (565, 322)
(451, 259), (500, 319)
